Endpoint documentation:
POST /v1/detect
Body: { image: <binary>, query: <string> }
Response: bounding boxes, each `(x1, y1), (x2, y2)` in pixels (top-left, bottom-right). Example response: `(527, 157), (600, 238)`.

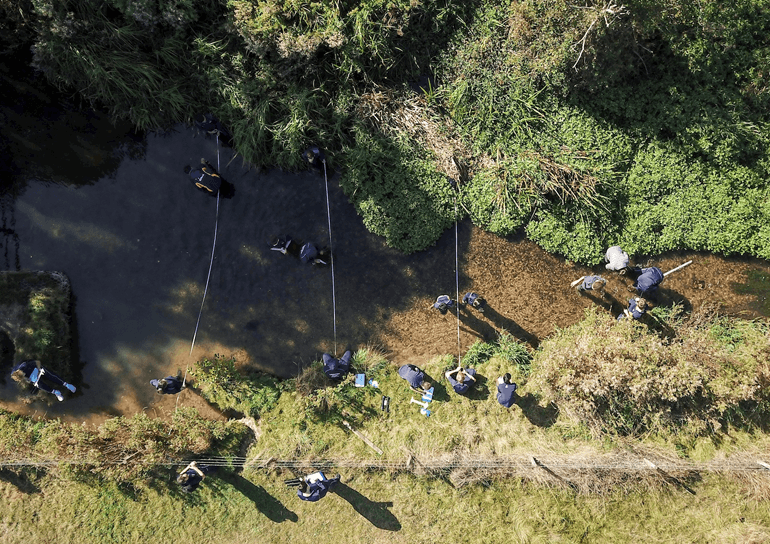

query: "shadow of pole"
(333, 483), (401, 531)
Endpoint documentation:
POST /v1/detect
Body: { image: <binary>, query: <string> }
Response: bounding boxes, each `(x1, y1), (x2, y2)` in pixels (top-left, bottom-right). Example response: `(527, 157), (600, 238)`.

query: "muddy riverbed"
(1, 64), (768, 427)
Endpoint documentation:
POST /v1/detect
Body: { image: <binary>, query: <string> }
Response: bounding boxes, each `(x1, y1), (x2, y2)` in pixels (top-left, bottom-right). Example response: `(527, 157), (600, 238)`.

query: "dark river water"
(0, 57), (458, 423)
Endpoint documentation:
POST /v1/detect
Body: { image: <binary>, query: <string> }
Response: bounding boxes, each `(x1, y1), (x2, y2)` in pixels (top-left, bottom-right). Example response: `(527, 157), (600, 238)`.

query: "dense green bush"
(191, 354), (281, 418)
(530, 308), (770, 437)
(341, 126), (456, 253)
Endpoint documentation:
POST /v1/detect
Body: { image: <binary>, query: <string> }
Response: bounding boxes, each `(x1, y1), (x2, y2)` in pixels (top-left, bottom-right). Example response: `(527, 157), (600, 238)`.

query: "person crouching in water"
(618, 297), (648, 321)
(575, 275), (607, 297)
(297, 472), (340, 502)
(300, 242), (330, 265)
(150, 374), (184, 395)
(11, 360), (76, 402)
(462, 292), (485, 313)
(184, 158), (221, 195)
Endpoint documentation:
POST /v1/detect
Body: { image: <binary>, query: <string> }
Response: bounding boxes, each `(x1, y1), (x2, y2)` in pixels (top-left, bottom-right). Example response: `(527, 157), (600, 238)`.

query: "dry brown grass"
(356, 85), (472, 181)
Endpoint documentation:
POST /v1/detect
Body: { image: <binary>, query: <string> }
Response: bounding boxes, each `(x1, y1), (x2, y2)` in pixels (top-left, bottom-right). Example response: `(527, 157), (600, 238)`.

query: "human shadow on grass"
(221, 474), (298, 523)
(515, 392), (558, 428)
(334, 483), (401, 531)
(0, 467), (41, 494)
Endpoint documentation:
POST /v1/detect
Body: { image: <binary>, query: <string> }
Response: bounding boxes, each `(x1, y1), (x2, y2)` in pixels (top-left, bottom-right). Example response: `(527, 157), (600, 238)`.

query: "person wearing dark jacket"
(323, 350), (352, 381)
(184, 158), (222, 195)
(445, 365), (477, 394)
(618, 297), (648, 321)
(177, 461), (216, 493)
(575, 275), (606, 296)
(150, 375), (184, 394)
(300, 242), (330, 265)
(194, 113), (231, 142)
(302, 146), (326, 174)
(11, 360), (76, 402)
(461, 292), (485, 312)
(398, 364), (431, 392)
(297, 472), (340, 502)
(633, 267), (664, 298)
(433, 295), (457, 314)
(496, 373), (517, 408)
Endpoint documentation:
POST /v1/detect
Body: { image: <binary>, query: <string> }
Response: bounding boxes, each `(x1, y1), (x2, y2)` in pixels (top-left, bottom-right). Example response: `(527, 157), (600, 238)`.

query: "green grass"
(1, 470), (768, 544)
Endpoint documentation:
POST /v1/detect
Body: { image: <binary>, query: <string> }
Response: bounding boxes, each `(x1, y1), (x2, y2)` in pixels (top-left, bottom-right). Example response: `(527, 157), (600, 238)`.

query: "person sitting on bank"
(461, 292), (485, 313)
(618, 297), (648, 321)
(575, 275), (607, 297)
(297, 472), (340, 502)
(177, 461), (217, 493)
(184, 158), (222, 195)
(445, 364), (477, 394)
(150, 375), (184, 395)
(496, 373), (517, 408)
(323, 350), (352, 381)
(300, 242), (330, 265)
(398, 364), (431, 393)
(11, 360), (76, 402)
(633, 267), (664, 299)
(433, 295), (457, 315)
(605, 246), (629, 272)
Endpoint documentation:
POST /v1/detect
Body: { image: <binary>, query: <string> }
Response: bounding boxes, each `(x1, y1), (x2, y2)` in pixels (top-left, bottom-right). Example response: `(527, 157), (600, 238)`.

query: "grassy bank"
(1, 309), (769, 541)
(3, 1), (768, 260)
(1, 469), (769, 544)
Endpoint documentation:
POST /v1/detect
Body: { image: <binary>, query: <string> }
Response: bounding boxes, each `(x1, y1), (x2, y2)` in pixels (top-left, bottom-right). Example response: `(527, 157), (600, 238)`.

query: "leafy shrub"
(530, 308), (770, 436)
(0, 407), (244, 483)
(340, 126), (456, 253)
(191, 354), (280, 418)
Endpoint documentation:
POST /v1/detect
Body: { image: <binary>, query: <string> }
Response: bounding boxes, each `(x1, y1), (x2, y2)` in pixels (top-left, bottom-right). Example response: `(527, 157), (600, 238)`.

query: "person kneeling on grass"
(297, 472), (340, 502)
(445, 365), (477, 395)
(177, 461), (217, 493)
(496, 373), (517, 408)
(323, 350), (351, 381)
(398, 364), (431, 393)
(11, 360), (76, 402)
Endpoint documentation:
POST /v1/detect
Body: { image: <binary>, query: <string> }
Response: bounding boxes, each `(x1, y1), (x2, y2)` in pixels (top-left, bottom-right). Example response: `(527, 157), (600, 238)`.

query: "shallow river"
(1, 61), (767, 426)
